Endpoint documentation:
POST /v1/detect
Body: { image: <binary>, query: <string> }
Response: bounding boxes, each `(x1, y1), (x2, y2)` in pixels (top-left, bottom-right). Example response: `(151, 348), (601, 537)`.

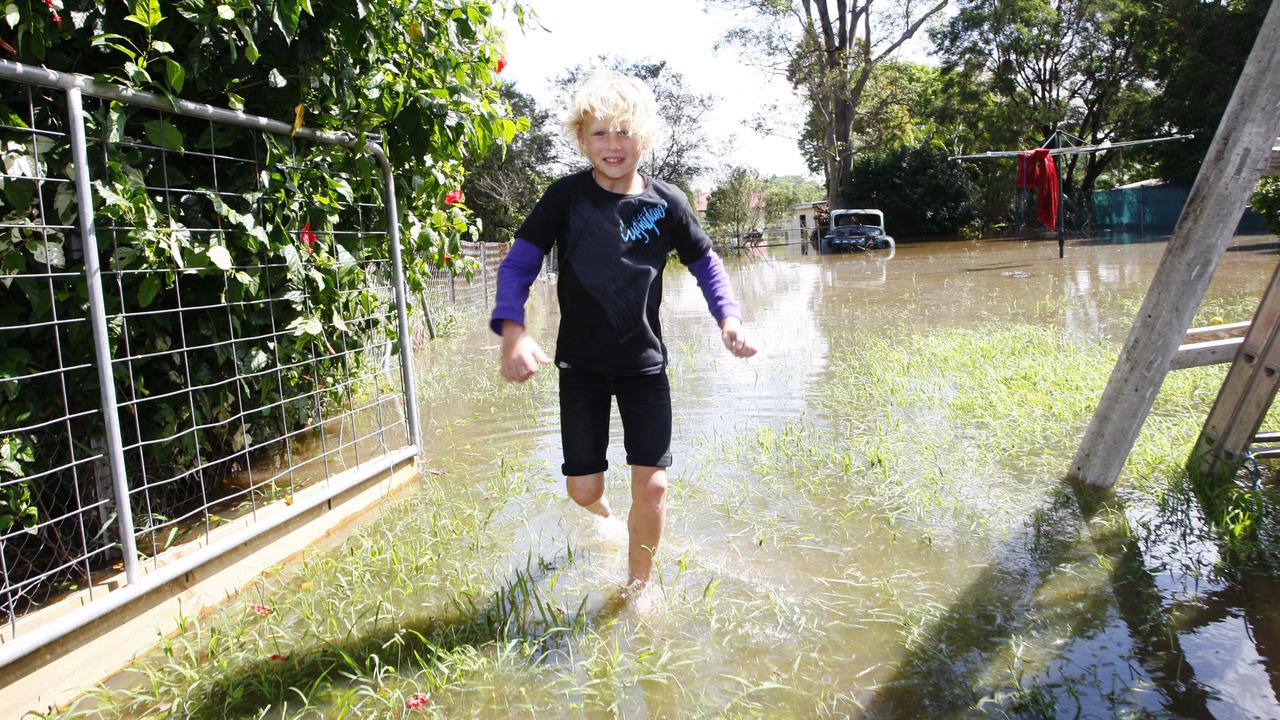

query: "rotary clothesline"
(950, 133), (1194, 160)
(951, 131), (1194, 257)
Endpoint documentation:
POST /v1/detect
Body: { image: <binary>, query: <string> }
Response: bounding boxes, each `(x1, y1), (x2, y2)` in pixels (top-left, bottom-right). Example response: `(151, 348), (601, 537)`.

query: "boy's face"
(578, 114), (642, 185)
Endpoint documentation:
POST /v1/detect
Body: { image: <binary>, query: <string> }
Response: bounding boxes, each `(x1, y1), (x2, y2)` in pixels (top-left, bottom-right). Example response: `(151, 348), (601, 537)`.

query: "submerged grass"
(43, 280), (1280, 718)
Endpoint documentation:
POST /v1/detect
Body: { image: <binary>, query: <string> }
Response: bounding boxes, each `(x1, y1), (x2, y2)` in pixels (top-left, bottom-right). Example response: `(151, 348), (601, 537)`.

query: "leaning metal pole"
(66, 86), (140, 585)
(367, 143), (421, 449)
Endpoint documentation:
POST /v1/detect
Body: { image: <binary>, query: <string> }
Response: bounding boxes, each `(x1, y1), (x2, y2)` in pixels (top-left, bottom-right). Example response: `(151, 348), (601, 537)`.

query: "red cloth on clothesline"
(1015, 148), (1059, 230)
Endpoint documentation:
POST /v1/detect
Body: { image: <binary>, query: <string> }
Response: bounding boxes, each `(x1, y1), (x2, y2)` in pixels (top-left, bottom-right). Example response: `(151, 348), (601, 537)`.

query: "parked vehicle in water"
(816, 209), (895, 253)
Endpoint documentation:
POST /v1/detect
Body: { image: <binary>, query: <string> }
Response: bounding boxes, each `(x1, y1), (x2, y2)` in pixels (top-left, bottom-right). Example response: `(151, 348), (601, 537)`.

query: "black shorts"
(558, 365), (672, 476)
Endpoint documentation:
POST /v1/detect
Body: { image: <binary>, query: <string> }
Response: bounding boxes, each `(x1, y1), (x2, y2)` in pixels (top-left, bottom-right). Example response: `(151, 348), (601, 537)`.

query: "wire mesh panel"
(0, 81), (114, 636)
(0, 67), (416, 648)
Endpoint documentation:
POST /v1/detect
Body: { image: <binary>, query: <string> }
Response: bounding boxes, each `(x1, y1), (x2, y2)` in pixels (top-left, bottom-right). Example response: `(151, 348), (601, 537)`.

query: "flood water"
(405, 232), (1280, 719)
(69, 232), (1280, 719)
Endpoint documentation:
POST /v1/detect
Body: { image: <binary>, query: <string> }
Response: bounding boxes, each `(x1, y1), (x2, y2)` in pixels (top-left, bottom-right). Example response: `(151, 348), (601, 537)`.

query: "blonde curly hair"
(563, 70), (659, 158)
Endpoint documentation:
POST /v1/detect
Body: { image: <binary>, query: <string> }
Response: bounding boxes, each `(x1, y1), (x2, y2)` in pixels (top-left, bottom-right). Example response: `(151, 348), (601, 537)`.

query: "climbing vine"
(0, 0), (525, 593)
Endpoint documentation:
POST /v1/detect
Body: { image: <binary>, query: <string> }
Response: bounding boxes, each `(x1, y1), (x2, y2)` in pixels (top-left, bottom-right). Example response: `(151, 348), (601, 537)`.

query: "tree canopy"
(463, 82), (556, 245)
(712, 0), (948, 209)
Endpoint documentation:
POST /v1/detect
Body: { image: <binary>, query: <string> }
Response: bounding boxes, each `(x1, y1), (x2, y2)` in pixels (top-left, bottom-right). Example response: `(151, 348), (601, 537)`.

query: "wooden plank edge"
(1172, 336), (1245, 370)
(0, 457), (421, 719)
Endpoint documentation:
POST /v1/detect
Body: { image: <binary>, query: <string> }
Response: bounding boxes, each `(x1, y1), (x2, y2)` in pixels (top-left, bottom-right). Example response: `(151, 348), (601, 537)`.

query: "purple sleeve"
(687, 250), (741, 326)
(489, 238), (547, 335)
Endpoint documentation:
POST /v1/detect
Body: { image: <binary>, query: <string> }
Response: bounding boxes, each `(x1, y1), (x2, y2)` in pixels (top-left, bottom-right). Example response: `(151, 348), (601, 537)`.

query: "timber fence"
(0, 60), (424, 669)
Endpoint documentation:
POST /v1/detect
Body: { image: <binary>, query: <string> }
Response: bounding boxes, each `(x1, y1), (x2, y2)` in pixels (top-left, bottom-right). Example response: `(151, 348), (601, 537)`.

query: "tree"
(1124, 0), (1271, 184)
(713, 0), (948, 209)
(705, 166), (764, 241)
(843, 143), (978, 237)
(931, 0), (1149, 203)
(555, 58), (714, 192)
(1253, 178), (1280, 235)
(761, 174), (822, 227)
(463, 83), (557, 244)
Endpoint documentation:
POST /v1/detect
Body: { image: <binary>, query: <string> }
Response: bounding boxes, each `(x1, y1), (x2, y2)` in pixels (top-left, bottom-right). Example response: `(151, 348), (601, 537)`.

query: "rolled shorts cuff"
(625, 452), (672, 468)
(561, 460), (609, 477)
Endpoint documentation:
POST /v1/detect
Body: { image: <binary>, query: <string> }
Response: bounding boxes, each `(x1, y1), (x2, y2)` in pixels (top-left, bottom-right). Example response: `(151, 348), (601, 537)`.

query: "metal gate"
(0, 60), (420, 668)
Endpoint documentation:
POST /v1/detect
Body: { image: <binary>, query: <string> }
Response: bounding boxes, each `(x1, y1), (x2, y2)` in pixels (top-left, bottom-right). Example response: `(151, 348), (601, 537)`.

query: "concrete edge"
(1, 457), (420, 718)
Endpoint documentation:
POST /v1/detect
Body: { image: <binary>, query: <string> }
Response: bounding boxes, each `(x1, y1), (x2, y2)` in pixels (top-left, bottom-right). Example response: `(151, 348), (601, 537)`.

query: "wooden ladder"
(1195, 263), (1280, 477)
(1068, 0), (1280, 488)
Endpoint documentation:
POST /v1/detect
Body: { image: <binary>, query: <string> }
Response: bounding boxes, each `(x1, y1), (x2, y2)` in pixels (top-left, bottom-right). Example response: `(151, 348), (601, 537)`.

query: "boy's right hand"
(500, 320), (551, 382)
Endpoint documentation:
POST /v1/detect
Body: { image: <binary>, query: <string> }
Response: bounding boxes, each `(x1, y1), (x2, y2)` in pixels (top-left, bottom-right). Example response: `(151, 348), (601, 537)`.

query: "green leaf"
(216, 4), (234, 20)
(287, 316), (324, 337)
(27, 239), (65, 268)
(91, 35), (139, 62)
(233, 270), (260, 295)
(163, 57), (185, 94)
(280, 243), (304, 281)
(53, 183), (76, 225)
(238, 20), (259, 64)
(137, 274), (161, 307)
(2, 178), (34, 213)
(124, 0), (164, 30)
(143, 119), (184, 152)
(206, 245), (233, 271)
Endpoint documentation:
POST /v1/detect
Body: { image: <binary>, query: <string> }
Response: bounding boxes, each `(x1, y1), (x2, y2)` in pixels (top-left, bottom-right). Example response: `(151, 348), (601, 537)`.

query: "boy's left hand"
(720, 316), (757, 358)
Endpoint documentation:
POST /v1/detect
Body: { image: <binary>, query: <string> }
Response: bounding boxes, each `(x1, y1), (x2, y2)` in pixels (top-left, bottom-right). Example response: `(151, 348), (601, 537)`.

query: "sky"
(494, 0), (816, 189)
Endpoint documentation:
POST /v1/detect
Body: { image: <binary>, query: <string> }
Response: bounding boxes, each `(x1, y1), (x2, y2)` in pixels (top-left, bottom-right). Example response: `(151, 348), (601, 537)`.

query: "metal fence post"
(66, 86), (139, 584)
(366, 143), (420, 449)
(481, 243), (490, 305)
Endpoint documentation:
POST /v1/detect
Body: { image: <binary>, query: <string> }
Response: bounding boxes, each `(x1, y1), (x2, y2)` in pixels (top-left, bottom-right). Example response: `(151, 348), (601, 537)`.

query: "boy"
(489, 70), (756, 593)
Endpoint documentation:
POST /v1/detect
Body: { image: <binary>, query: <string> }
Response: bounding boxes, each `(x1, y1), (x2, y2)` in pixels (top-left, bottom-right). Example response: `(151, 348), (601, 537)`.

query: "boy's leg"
(559, 366), (611, 514)
(628, 464), (667, 587)
(566, 472), (610, 517)
(616, 371), (673, 589)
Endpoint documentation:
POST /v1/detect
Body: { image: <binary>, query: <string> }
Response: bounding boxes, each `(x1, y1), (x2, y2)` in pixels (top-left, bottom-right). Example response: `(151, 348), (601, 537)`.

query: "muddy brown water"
(408, 232), (1280, 718)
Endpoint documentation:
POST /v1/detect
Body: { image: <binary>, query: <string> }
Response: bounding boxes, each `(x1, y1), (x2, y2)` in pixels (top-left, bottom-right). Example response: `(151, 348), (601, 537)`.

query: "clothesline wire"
(950, 133), (1194, 161)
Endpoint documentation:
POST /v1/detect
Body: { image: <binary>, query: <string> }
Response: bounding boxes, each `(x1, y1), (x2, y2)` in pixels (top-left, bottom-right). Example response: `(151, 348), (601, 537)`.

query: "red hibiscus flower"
(496, 57), (506, 74)
(405, 692), (430, 710)
(445, 189), (464, 205)
(43, 0), (61, 27)
(299, 221), (316, 253)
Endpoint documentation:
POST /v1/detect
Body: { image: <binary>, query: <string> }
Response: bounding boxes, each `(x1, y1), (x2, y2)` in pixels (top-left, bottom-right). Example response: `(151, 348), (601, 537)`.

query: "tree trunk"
(827, 96), (852, 209)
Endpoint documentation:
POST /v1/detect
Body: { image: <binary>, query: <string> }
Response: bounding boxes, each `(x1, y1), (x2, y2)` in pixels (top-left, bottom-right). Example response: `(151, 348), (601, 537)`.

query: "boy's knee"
(566, 476), (604, 507)
(633, 471), (667, 506)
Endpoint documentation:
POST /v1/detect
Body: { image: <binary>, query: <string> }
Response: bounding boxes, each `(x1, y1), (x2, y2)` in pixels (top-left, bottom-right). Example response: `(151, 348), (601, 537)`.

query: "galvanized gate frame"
(1068, 0), (1280, 488)
(0, 59), (421, 670)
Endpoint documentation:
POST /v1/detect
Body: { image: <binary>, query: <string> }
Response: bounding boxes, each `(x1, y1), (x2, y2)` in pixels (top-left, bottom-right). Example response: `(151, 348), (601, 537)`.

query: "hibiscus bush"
(0, 0), (524, 598)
